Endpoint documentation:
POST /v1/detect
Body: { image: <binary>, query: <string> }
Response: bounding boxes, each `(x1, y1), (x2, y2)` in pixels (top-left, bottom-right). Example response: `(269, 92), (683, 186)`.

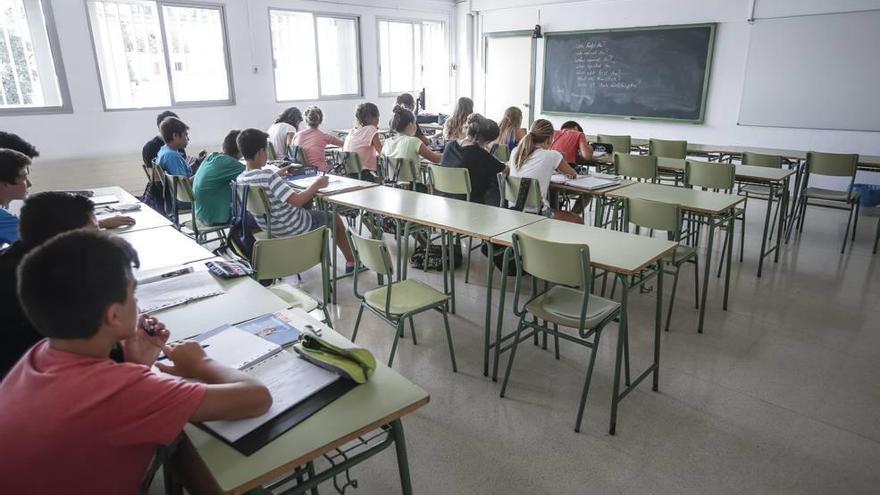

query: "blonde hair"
(513, 119), (554, 170)
(444, 97), (474, 140)
(497, 106), (522, 145)
(304, 106), (323, 128)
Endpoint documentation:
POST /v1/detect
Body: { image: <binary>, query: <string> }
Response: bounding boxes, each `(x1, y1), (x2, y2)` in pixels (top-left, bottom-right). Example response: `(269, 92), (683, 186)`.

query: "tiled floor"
(54, 162), (879, 494)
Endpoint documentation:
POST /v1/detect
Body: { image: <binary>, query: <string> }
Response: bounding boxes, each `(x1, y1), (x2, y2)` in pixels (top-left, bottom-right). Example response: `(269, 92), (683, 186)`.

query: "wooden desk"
(186, 308), (429, 495)
(120, 226), (215, 272)
(490, 219), (676, 434)
(606, 182), (743, 333)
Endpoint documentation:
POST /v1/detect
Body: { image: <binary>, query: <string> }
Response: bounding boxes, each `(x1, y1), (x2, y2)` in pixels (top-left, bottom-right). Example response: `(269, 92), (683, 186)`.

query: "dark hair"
(444, 97), (474, 140)
(464, 114), (500, 143)
(276, 107), (303, 128)
(0, 131), (39, 158)
(396, 93), (415, 109)
(18, 230), (140, 340)
(304, 106), (324, 128)
(160, 117), (189, 144)
(222, 130), (241, 157)
(561, 120), (583, 132)
(236, 128), (270, 160)
(0, 148), (31, 185)
(389, 104), (416, 133)
(18, 192), (95, 246)
(355, 102), (380, 127)
(155, 110), (179, 128)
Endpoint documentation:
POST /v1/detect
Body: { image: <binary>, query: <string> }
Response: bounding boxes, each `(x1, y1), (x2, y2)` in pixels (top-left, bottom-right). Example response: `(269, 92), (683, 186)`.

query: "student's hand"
(122, 315), (170, 365)
(98, 215), (136, 229)
(155, 341), (211, 378)
(313, 175), (330, 189)
(277, 165), (295, 176)
(198, 149), (207, 159)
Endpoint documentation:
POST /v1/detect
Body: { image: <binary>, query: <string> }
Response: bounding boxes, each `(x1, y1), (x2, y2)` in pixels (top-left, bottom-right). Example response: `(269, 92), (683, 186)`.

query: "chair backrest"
(341, 151), (363, 175)
(252, 227), (327, 279)
(153, 163), (169, 188)
(234, 183), (272, 237)
(806, 151), (858, 178)
(289, 144), (307, 165)
(171, 175), (194, 204)
(347, 230), (393, 276)
(742, 152), (783, 168)
(626, 197), (682, 237)
(597, 134), (632, 155)
(499, 174), (543, 211)
(686, 161), (735, 191)
(428, 164), (471, 198)
(266, 140), (278, 160)
(490, 143), (510, 162)
(512, 230), (589, 289)
(649, 138), (687, 159)
(392, 157), (420, 184)
(613, 153), (657, 181)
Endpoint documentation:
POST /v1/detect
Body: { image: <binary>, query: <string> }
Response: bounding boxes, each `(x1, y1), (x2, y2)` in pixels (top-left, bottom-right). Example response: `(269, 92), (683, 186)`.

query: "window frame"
(376, 16), (448, 98)
(267, 7), (363, 103)
(0, 0), (72, 116)
(84, 0), (236, 112)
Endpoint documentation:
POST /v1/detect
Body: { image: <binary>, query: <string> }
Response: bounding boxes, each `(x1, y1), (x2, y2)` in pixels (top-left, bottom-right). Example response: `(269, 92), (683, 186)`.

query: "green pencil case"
(294, 333), (376, 384)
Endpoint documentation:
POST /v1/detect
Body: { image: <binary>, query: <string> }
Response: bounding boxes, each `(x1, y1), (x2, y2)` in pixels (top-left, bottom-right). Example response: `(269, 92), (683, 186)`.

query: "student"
(142, 111), (206, 168)
(383, 105), (441, 165)
(193, 130), (245, 226)
(0, 230), (272, 494)
(342, 102), (382, 181)
(507, 119), (581, 223)
(156, 117), (195, 177)
(443, 96), (474, 141)
(0, 149), (31, 245)
(496, 106), (527, 152)
(397, 93), (430, 145)
(292, 106), (343, 172)
(459, 114), (506, 206)
(236, 129), (355, 270)
(550, 120), (593, 164)
(268, 107), (302, 158)
(0, 131), (40, 159)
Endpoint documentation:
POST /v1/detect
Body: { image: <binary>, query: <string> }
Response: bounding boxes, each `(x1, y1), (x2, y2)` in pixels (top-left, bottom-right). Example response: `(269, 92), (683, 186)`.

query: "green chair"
(597, 134), (632, 155)
(648, 139), (687, 159)
(252, 227), (333, 326)
(170, 175), (227, 245)
(499, 231), (622, 432)
(739, 152), (785, 242)
(346, 229), (457, 370)
(389, 157), (421, 189)
(289, 144), (307, 165)
(341, 151), (365, 179)
(490, 143), (511, 162)
(625, 198), (699, 331)
(428, 165), (478, 283)
(613, 153), (657, 182)
(686, 160), (745, 270)
(498, 173), (544, 214)
(267, 140), (278, 160)
(794, 151), (860, 253)
(234, 183), (273, 239)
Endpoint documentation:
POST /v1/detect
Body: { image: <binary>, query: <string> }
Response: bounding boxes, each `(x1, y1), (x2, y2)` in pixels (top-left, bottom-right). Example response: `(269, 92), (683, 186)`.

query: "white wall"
(0, 0), (455, 162)
(466, 0), (880, 185)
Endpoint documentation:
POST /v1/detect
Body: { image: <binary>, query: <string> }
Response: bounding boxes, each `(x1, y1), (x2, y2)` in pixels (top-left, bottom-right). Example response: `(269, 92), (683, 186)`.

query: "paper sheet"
(136, 270), (224, 313)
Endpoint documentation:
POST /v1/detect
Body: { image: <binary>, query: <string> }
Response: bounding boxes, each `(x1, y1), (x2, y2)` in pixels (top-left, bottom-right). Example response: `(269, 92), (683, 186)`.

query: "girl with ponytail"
(508, 119), (582, 223)
(383, 104), (441, 163)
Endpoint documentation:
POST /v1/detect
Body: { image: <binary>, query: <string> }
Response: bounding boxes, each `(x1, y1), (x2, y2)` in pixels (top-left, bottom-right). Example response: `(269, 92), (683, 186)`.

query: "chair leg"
(841, 203), (855, 253)
(351, 305), (364, 342)
(322, 305), (333, 329)
(665, 265), (682, 332)
(739, 213), (745, 263)
(408, 316), (417, 345)
(574, 330), (603, 433)
(852, 202), (861, 241)
(388, 320), (405, 367)
(553, 323), (560, 360)
(874, 215), (880, 254)
(464, 237), (473, 284)
(500, 318), (527, 398)
(692, 256), (700, 310)
(441, 310), (457, 372)
(798, 197), (808, 232)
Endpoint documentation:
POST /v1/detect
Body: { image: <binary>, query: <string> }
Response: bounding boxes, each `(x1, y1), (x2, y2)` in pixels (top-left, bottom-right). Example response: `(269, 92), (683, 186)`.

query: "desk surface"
(288, 175), (379, 196)
(606, 182), (744, 216)
(186, 308), (429, 494)
(490, 219), (676, 276)
(327, 186), (545, 240)
(120, 226), (215, 272)
(550, 178), (635, 196)
(92, 186), (173, 233)
(655, 158), (796, 183)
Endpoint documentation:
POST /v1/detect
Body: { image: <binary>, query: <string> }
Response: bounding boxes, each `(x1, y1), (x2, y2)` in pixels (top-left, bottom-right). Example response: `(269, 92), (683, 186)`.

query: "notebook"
(551, 174), (620, 191)
(135, 269), (224, 313)
(236, 313), (302, 347)
(289, 175), (348, 192)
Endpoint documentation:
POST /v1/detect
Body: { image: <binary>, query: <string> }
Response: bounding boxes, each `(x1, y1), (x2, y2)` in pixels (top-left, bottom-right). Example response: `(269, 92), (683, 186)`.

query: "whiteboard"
(738, 10), (880, 131)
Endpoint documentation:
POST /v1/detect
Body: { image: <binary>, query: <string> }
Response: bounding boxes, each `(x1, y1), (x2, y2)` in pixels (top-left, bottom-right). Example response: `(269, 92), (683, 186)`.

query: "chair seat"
(663, 245), (696, 264)
(182, 219), (227, 235)
(364, 279), (448, 315)
(268, 283), (319, 312)
(804, 187), (857, 202)
(526, 286), (620, 330)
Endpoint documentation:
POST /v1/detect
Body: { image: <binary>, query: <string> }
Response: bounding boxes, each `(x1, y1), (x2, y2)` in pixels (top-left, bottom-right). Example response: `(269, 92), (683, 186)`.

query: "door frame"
(482, 30), (536, 125)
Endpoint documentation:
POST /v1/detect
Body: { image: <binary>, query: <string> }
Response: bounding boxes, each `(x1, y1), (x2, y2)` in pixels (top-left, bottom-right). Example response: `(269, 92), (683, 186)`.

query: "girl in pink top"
(342, 102), (382, 179)
(550, 120), (593, 164)
(293, 106), (343, 172)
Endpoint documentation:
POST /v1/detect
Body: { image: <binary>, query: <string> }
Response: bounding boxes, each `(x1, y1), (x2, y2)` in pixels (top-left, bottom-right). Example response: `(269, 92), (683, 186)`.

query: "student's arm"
(556, 156), (578, 178)
(328, 134), (344, 147)
(286, 175), (328, 208)
(156, 341), (272, 421)
(370, 132), (383, 155)
(578, 133), (593, 161)
(98, 216), (136, 229)
(417, 134), (430, 146)
(286, 132), (296, 148)
(419, 143), (441, 163)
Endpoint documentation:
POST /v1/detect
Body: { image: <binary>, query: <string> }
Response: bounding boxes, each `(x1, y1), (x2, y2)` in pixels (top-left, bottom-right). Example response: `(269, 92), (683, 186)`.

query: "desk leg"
(756, 185), (774, 278)
(723, 213), (733, 311)
(330, 202), (338, 305)
(653, 261), (663, 391)
(775, 178), (790, 263)
(448, 231), (456, 314)
(391, 420), (414, 495)
(483, 242), (495, 377)
(395, 220), (403, 282)
(609, 274), (629, 435)
(492, 247), (512, 382)
(698, 216), (715, 333)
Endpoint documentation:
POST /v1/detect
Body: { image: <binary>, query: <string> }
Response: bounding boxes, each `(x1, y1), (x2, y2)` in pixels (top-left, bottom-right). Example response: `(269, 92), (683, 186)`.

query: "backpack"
(225, 185), (260, 260)
(139, 181), (168, 218)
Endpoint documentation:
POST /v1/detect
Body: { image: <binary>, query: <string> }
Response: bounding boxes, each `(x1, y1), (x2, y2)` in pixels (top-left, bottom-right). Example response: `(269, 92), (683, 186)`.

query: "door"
(484, 34), (534, 126)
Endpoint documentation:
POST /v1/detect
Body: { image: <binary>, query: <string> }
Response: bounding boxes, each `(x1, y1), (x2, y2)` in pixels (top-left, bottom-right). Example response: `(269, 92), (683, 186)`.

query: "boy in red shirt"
(0, 230), (271, 494)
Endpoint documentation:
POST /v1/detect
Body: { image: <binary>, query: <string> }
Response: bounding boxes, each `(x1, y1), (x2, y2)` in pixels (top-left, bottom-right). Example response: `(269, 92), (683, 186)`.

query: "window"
(86, 0), (231, 110)
(0, 0), (69, 113)
(269, 9), (361, 101)
(378, 19), (448, 108)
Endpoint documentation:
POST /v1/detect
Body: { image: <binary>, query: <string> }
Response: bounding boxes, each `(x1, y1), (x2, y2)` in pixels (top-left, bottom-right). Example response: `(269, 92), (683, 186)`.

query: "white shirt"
(507, 147), (564, 211)
(267, 122), (297, 158)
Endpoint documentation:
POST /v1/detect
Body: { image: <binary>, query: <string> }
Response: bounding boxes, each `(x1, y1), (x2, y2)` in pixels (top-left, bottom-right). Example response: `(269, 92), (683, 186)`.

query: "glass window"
(86, 0), (231, 110)
(269, 9), (361, 101)
(378, 19), (448, 108)
(0, 0), (67, 112)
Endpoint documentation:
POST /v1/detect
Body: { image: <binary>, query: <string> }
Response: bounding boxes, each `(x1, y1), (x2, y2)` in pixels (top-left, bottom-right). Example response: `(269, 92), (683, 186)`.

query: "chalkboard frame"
(540, 23), (716, 123)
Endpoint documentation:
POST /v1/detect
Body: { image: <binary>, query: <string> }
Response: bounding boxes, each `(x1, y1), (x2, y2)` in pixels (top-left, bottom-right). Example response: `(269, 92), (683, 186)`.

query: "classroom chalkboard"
(541, 24), (715, 122)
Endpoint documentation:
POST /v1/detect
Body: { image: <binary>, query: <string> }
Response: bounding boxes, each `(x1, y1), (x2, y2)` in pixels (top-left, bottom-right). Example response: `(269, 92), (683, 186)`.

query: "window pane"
(162, 5), (229, 102)
(0, 0), (63, 109)
(421, 21), (448, 108)
(270, 10), (317, 101)
(87, 0), (170, 109)
(315, 17), (358, 96)
(379, 20), (415, 94)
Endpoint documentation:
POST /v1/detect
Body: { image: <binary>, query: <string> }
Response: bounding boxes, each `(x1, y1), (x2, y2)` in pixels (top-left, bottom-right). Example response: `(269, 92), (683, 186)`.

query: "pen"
(138, 266), (194, 285)
(157, 344), (211, 361)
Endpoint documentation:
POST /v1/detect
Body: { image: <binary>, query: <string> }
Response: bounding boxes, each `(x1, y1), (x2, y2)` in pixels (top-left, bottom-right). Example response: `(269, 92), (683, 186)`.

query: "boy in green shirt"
(192, 130), (245, 225)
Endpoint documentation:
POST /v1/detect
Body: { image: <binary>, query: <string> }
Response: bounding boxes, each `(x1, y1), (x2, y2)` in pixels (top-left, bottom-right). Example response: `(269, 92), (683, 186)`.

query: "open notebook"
(551, 173), (620, 190)
(135, 267), (225, 313)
